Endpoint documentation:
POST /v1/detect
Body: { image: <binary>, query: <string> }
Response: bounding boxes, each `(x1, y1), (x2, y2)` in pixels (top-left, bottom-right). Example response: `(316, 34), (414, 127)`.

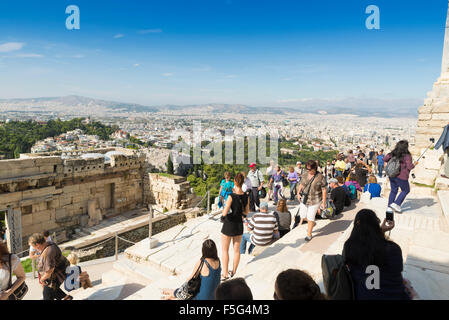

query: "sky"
(0, 0), (448, 110)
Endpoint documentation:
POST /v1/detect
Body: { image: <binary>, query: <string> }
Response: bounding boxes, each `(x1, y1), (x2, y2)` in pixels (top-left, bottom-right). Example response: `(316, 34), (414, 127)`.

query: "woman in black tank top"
(220, 173), (249, 281)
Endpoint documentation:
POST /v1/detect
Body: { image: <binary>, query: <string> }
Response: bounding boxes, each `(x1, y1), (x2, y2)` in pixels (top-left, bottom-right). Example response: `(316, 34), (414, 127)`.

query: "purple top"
(288, 171), (299, 182)
(383, 153), (415, 180)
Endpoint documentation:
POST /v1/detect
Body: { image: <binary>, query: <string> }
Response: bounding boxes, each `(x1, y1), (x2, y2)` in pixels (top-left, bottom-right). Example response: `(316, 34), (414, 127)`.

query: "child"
(67, 253), (92, 290)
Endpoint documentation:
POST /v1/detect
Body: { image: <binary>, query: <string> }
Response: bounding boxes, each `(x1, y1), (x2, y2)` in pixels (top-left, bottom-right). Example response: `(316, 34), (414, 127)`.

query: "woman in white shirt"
(0, 241), (26, 300)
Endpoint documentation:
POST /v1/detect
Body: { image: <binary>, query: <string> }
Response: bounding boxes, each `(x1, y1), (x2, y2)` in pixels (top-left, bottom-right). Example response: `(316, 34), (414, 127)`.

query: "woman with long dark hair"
(162, 239), (221, 300)
(383, 140), (418, 213)
(220, 172), (249, 280)
(343, 209), (415, 300)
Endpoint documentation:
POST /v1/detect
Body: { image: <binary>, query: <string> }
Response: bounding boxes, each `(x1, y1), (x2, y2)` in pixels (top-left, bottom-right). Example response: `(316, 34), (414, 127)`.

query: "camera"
(300, 192), (308, 204)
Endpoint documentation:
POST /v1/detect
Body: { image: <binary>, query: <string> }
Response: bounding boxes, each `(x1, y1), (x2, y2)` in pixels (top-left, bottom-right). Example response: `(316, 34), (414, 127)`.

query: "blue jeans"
(336, 170), (343, 177)
(378, 164), (383, 177)
(240, 233), (255, 254)
(289, 182), (297, 200)
(388, 177), (410, 206)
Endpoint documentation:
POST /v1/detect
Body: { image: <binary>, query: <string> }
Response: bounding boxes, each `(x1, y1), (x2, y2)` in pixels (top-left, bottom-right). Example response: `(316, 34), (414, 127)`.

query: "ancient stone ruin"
(412, 2), (449, 188)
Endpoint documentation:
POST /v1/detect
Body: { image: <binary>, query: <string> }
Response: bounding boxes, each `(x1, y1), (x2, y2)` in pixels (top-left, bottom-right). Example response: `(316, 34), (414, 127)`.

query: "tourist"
(29, 230), (52, 262)
(240, 202), (278, 254)
(384, 140), (418, 213)
(247, 163), (264, 212)
(287, 166), (299, 200)
(324, 160), (334, 181)
(220, 173), (249, 280)
(274, 269), (326, 300)
(355, 159), (372, 188)
(347, 150), (356, 167)
(377, 150), (385, 178)
(337, 176), (352, 207)
(273, 199), (292, 238)
(28, 233), (72, 300)
(266, 160), (275, 201)
(295, 161), (304, 182)
(66, 253), (92, 290)
(369, 148), (376, 166)
(270, 165), (287, 205)
(43, 230), (53, 242)
(218, 172), (234, 209)
(296, 160), (327, 242)
(373, 151), (379, 175)
(215, 277), (253, 300)
(0, 241), (26, 300)
(334, 155), (346, 177)
(163, 239), (221, 300)
(343, 209), (416, 300)
(345, 173), (361, 200)
(358, 152), (369, 166)
(241, 171), (252, 196)
(434, 122), (449, 179)
(328, 178), (346, 215)
(363, 175), (382, 199)
(343, 158), (352, 180)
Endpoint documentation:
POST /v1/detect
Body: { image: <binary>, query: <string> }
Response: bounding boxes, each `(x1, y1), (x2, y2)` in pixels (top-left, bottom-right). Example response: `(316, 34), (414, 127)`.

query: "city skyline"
(0, 0), (448, 111)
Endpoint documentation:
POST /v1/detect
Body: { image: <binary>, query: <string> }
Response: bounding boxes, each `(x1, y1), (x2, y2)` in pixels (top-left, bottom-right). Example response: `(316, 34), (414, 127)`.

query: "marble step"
(405, 245), (449, 274)
(437, 190), (449, 218)
(72, 278), (126, 300)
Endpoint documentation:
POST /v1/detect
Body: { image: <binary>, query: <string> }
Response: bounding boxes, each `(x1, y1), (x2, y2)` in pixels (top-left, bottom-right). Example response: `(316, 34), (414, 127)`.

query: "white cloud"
(133, 63), (140, 67)
(138, 29), (162, 34)
(16, 53), (43, 58)
(114, 34), (125, 39)
(0, 42), (25, 52)
(161, 72), (173, 77)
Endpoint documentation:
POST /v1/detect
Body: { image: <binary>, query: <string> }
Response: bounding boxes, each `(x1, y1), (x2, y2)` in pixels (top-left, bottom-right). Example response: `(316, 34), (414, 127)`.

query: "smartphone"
(386, 210), (394, 222)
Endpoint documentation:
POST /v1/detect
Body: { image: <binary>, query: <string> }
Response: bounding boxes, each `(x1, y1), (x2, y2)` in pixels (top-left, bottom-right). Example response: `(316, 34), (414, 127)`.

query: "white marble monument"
(412, 1), (449, 186)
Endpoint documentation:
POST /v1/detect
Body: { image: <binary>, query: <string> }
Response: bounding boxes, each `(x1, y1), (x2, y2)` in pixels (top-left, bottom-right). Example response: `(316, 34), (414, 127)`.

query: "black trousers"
(249, 187), (260, 211)
(43, 285), (67, 300)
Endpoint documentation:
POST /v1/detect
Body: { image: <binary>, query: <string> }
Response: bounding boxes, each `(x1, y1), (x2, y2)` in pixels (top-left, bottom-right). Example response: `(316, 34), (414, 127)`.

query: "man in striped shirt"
(240, 202), (279, 255)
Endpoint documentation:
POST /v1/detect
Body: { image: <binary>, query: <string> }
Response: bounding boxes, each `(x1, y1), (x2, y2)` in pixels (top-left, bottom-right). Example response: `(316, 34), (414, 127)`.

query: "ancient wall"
(148, 173), (200, 211)
(412, 3), (449, 186)
(0, 149), (148, 251)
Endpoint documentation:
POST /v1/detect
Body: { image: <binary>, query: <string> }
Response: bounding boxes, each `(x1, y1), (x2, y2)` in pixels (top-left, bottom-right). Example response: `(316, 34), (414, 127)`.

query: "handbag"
(8, 254), (28, 300)
(174, 258), (205, 300)
(360, 184), (372, 203)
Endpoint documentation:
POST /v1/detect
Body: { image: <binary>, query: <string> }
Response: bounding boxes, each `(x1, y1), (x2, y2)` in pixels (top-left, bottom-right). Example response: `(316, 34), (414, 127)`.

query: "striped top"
(247, 211), (278, 246)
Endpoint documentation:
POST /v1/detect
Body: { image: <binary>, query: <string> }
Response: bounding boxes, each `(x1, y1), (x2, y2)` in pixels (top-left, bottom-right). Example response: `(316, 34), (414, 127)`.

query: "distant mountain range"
(0, 95), (420, 118)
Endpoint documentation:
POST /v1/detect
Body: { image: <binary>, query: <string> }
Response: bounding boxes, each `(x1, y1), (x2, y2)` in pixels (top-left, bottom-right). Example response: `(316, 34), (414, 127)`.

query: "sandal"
(221, 274), (229, 282)
(228, 271), (235, 278)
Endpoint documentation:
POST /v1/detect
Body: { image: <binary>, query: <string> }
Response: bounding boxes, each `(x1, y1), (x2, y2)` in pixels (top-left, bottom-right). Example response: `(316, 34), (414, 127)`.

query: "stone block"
(21, 214), (33, 227)
(63, 184), (80, 194)
(55, 208), (69, 220)
(32, 210), (52, 224)
(0, 191), (22, 205)
(59, 196), (72, 206)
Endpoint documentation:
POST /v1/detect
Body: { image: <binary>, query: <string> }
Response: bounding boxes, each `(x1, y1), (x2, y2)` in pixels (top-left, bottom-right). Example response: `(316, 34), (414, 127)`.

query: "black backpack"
(321, 254), (355, 300)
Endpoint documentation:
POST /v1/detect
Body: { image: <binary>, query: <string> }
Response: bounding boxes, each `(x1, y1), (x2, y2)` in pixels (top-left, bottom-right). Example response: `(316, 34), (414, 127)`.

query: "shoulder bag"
(8, 254), (28, 300)
(174, 258), (205, 300)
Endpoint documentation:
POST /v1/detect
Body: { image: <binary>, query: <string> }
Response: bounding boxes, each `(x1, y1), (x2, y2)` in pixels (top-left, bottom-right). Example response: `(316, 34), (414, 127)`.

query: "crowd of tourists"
(0, 139), (423, 301)
(158, 140), (419, 300)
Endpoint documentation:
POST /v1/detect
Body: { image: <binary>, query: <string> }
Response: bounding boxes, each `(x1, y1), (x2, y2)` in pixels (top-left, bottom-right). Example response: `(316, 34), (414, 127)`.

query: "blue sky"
(0, 0), (448, 110)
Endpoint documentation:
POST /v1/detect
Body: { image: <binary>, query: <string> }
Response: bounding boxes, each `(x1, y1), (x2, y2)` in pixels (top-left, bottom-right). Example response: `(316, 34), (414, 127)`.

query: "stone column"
(5, 207), (23, 254)
(412, 1), (449, 185)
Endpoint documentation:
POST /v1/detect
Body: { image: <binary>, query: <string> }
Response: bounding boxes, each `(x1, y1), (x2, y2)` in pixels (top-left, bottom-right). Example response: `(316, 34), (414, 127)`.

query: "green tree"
(167, 156), (174, 174)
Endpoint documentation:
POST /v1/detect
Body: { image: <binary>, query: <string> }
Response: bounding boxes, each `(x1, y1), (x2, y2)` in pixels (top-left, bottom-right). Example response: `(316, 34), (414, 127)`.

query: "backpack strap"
(8, 254), (12, 289)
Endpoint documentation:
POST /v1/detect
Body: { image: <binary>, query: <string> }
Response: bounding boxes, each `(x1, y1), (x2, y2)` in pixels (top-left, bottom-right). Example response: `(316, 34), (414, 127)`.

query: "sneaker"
(305, 235), (312, 242)
(390, 203), (402, 213)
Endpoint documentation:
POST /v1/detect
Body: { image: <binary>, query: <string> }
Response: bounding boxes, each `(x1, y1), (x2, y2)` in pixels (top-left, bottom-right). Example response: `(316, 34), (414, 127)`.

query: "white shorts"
(299, 202), (320, 222)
